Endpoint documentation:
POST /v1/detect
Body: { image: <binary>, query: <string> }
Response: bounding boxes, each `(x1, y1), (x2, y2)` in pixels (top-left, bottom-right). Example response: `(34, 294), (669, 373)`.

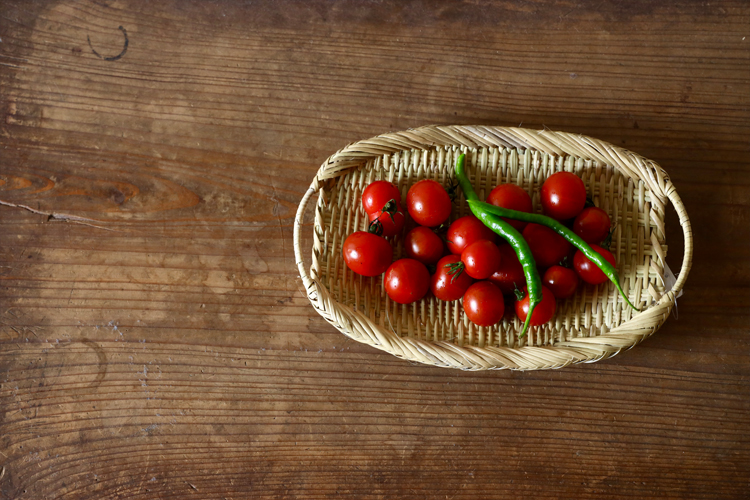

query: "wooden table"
(1, 1), (748, 498)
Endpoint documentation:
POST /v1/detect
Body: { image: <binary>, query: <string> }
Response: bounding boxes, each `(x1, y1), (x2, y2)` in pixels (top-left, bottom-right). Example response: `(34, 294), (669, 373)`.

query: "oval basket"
(293, 125), (693, 370)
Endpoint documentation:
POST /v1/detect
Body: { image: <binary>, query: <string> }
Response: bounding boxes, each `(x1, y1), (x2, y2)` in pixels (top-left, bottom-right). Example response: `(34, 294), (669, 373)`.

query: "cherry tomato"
(404, 226), (444, 265)
(488, 244), (526, 294)
(431, 255), (474, 301)
(368, 208), (405, 238)
(445, 215), (497, 255)
(362, 180), (401, 215)
(487, 183), (533, 232)
(573, 207), (611, 244)
(461, 240), (502, 280)
(573, 244), (616, 285)
(522, 223), (571, 269)
(342, 231), (392, 277)
(384, 259), (430, 304)
(541, 172), (587, 220)
(515, 285), (556, 326)
(542, 265), (579, 299)
(463, 281), (505, 327)
(406, 179), (452, 227)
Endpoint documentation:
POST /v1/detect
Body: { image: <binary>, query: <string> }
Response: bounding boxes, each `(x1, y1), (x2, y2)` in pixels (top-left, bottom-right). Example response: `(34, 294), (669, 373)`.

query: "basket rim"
(293, 125), (693, 370)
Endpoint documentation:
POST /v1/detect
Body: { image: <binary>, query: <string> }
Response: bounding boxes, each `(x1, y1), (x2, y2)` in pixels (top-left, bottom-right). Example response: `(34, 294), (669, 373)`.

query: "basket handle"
(293, 181), (319, 293)
(664, 181), (693, 297)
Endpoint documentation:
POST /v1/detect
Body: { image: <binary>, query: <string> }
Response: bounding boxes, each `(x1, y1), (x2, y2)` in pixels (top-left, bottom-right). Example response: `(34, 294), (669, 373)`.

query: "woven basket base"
(294, 126), (693, 370)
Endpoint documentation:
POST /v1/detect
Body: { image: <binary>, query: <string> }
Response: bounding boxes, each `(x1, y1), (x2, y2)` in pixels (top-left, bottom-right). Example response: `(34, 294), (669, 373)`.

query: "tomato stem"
(445, 177), (460, 202)
(367, 219), (383, 236)
(444, 261), (465, 283)
(601, 222), (617, 250)
(379, 199), (401, 223)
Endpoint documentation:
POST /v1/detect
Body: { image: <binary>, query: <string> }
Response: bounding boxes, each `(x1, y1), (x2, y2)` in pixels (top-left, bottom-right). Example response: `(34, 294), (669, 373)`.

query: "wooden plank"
(1, 0), (749, 498)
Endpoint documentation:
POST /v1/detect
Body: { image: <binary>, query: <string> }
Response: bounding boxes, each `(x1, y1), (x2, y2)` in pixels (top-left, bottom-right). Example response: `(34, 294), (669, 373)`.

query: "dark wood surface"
(1, 1), (749, 498)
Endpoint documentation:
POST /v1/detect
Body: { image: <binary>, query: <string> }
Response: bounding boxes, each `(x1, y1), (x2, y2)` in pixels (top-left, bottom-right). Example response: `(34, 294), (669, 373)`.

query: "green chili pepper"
(467, 199), (639, 311)
(455, 153), (541, 338)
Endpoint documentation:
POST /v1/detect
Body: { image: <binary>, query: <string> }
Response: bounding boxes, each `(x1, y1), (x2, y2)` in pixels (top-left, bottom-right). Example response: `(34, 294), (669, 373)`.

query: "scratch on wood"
(187, 481), (198, 491)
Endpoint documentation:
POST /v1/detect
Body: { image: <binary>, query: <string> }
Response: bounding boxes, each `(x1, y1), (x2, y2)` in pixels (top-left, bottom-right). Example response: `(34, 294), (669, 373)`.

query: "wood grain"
(1, 0), (749, 498)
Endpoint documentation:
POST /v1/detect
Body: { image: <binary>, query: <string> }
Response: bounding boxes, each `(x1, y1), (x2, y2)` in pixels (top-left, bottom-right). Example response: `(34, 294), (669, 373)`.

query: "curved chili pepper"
(455, 154), (541, 338)
(468, 199), (639, 311)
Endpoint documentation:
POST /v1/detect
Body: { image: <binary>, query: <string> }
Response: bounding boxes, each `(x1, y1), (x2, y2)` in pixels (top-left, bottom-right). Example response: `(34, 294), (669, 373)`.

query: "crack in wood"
(0, 199), (118, 231)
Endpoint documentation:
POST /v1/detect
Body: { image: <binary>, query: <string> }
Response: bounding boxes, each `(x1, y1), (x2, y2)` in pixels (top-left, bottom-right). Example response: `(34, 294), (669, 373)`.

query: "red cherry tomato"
(542, 265), (579, 299)
(445, 215), (497, 255)
(384, 259), (430, 304)
(522, 223), (571, 269)
(541, 172), (587, 220)
(362, 180), (401, 215)
(515, 285), (556, 326)
(368, 208), (405, 238)
(488, 244), (526, 294)
(487, 183), (533, 232)
(342, 232), (392, 277)
(463, 281), (505, 327)
(404, 226), (444, 265)
(406, 180), (452, 227)
(431, 255), (474, 301)
(573, 244), (616, 285)
(461, 240), (502, 280)
(573, 207), (611, 244)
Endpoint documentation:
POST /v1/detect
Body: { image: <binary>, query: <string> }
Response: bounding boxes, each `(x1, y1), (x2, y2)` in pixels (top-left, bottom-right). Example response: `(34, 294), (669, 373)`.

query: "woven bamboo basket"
(293, 125), (693, 370)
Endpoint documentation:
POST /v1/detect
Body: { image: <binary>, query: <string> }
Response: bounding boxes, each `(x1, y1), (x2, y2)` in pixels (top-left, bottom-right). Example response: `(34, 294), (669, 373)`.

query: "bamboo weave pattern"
(293, 126), (693, 370)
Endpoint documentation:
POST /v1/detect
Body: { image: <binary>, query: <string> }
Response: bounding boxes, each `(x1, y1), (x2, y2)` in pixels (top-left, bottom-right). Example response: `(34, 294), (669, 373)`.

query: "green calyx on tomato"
(367, 218), (384, 236)
(367, 198), (405, 238)
(431, 255), (474, 302)
(379, 199), (401, 223)
(362, 181), (401, 216)
(444, 260), (466, 283)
